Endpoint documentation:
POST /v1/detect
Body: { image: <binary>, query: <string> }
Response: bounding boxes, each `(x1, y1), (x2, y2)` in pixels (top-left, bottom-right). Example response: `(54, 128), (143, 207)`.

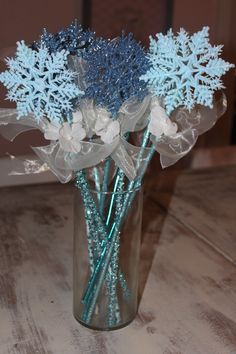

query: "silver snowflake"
(140, 27), (234, 114)
(0, 41), (83, 122)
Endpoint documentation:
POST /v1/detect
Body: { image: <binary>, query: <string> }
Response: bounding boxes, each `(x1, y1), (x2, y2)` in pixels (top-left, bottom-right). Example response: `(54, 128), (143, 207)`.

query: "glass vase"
(73, 174), (143, 331)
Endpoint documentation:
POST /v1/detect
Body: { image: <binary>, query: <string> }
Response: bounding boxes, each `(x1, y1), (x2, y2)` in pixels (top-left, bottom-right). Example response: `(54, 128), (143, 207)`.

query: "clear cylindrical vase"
(73, 181), (143, 330)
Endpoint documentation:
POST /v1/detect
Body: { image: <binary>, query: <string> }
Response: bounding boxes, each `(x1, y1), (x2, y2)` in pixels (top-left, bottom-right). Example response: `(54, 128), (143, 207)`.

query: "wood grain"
(0, 166), (236, 353)
(150, 165), (236, 263)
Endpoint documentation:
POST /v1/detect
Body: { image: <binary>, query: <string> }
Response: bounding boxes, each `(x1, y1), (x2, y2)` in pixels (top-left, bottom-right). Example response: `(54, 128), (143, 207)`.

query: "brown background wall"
(90, 0), (168, 44)
(0, 0), (235, 158)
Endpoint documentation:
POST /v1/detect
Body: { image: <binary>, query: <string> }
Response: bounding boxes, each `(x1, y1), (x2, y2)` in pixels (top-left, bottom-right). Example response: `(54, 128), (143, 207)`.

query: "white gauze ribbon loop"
(118, 95), (151, 134)
(111, 138), (152, 180)
(150, 93), (227, 168)
(31, 142), (73, 183)
(0, 109), (48, 140)
(54, 138), (119, 172)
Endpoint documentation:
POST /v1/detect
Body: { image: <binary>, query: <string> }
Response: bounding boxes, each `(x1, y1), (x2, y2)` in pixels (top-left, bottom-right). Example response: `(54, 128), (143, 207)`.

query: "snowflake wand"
(141, 26), (232, 113)
(0, 41), (83, 122)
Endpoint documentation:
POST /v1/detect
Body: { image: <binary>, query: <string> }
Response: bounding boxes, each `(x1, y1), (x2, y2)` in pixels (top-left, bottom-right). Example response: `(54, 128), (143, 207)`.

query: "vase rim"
(89, 184), (142, 196)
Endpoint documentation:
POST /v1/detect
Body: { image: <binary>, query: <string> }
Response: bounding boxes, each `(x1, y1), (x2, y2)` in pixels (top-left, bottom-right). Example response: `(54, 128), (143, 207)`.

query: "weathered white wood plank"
(0, 170), (236, 353)
(150, 165), (236, 264)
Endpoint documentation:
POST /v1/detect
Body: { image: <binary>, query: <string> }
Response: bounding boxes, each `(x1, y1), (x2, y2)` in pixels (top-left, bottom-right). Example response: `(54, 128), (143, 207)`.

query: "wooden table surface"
(0, 165), (236, 354)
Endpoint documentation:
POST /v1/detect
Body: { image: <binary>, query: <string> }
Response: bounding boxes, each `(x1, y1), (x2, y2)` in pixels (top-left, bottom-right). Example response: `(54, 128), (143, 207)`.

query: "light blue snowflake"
(140, 26), (234, 114)
(0, 41), (83, 122)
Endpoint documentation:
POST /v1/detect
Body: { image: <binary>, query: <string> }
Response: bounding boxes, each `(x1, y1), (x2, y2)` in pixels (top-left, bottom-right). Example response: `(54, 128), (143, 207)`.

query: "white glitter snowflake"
(0, 41), (83, 122)
(140, 27), (234, 114)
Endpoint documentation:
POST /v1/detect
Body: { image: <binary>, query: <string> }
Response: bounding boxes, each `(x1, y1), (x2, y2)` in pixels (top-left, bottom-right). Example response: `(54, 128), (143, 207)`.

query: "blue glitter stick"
(75, 171), (130, 321)
(80, 180), (121, 325)
(107, 171), (125, 326)
(81, 129), (155, 323)
(99, 158), (111, 217)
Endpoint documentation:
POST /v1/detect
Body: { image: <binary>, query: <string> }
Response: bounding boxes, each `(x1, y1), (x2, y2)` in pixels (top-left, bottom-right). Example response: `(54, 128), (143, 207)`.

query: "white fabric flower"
(44, 121), (61, 140)
(59, 122), (86, 153)
(72, 110), (83, 124)
(149, 98), (178, 139)
(44, 111), (86, 153)
(94, 108), (120, 144)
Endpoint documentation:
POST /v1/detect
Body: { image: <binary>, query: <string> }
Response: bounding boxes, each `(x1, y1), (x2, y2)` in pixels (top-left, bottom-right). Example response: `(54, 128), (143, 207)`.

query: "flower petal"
(149, 103), (177, 139)
(44, 122), (61, 140)
(59, 136), (73, 152)
(72, 110), (83, 123)
(163, 120), (178, 136)
(100, 120), (120, 144)
(71, 122), (86, 140)
(95, 108), (110, 134)
(71, 138), (82, 153)
(59, 122), (72, 139)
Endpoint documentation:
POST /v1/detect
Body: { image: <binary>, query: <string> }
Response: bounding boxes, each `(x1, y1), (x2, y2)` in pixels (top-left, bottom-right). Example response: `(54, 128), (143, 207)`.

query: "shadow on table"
(138, 163), (184, 304)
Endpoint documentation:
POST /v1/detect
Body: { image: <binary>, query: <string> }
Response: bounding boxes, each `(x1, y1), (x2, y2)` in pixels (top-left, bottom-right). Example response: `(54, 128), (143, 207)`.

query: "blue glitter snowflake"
(0, 41), (83, 122)
(32, 20), (94, 56)
(83, 33), (149, 117)
(140, 26), (234, 114)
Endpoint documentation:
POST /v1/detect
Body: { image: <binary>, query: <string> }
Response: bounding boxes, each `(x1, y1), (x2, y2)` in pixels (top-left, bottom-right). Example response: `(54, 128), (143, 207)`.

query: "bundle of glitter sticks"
(0, 20), (234, 326)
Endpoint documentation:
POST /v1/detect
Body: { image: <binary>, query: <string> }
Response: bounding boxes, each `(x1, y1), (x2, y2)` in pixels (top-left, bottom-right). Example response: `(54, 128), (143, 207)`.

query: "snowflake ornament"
(140, 26), (234, 114)
(32, 20), (94, 56)
(0, 41), (83, 122)
(83, 33), (149, 117)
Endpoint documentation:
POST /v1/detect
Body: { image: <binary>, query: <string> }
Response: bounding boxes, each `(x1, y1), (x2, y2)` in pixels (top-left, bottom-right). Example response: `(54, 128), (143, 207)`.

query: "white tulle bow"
(0, 93), (226, 181)
(150, 93), (227, 167)
(0, 95), (152, 182)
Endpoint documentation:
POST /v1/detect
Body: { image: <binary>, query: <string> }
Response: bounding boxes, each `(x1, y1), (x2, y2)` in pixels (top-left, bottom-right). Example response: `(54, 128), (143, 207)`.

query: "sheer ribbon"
(0, 93), (226, 181)
(151, 93), (227, 167)
(0, 96), (152, 182)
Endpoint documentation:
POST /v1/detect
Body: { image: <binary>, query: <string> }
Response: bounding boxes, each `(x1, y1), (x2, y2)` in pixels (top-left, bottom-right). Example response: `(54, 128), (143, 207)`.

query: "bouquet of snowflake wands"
(0, 21), (234, 326)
